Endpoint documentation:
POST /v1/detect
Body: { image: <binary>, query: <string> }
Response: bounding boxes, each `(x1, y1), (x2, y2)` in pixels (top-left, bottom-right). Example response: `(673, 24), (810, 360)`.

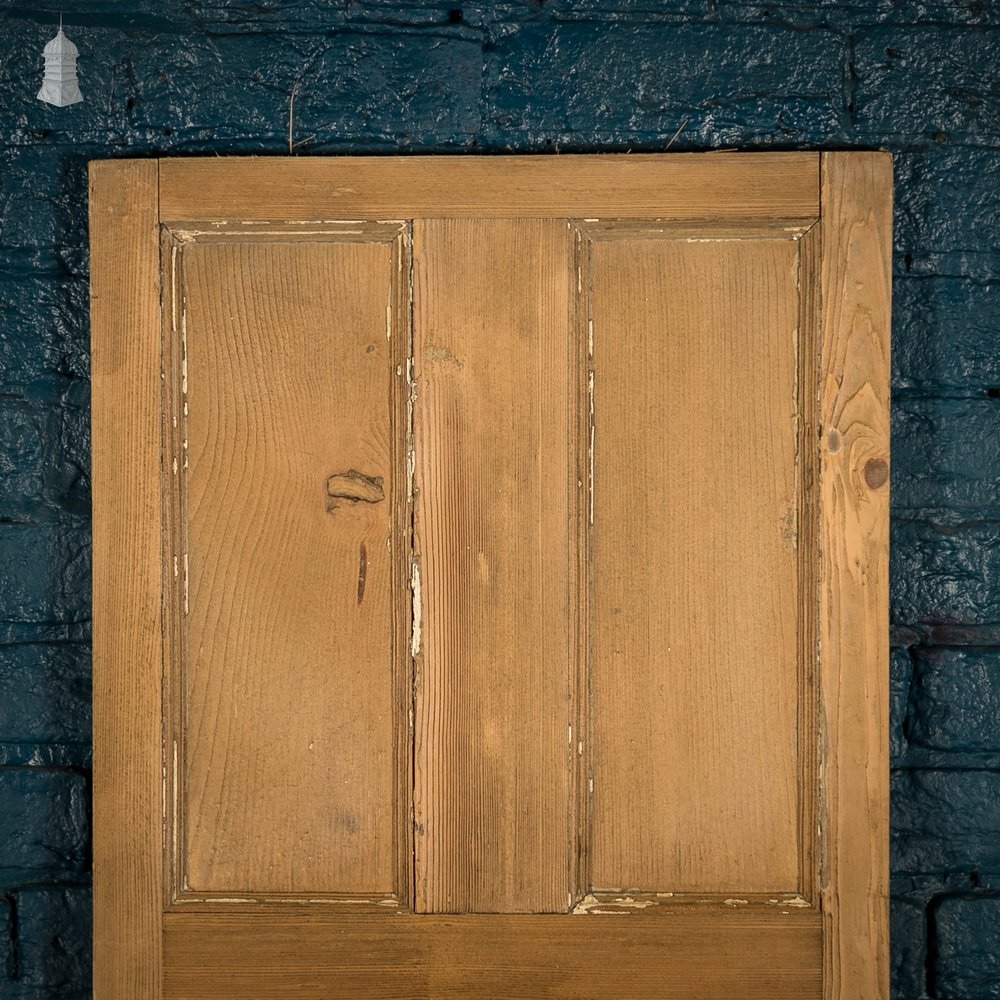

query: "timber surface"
(172, 230), (407, 897)
(158, 153), (819, 221)
(412, 219), (575, 912)
(817, 152), (892, 1000)
(164, 912), (823, 999)
(587, 229), (804, 895)
(90, 160), (164, 999)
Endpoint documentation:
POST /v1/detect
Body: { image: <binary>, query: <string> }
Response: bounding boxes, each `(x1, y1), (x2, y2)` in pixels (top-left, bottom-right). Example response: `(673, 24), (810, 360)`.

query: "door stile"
(90, 159), (165, 999)
(817, 151), (892, 1000)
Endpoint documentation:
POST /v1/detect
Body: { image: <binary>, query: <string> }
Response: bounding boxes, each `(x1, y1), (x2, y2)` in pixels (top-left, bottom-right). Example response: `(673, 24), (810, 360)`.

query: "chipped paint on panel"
(411, 561), (422, 659)
(588, 370), (595, 526)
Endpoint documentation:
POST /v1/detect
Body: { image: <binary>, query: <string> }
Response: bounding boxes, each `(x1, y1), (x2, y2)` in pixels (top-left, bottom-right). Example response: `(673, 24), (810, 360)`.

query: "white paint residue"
(588, 370), (595, 525)
(572, 893), (657, 914)
(405, 357), (416, 505)
(410, 562), (422, 658)
(171, 740), (178, 878)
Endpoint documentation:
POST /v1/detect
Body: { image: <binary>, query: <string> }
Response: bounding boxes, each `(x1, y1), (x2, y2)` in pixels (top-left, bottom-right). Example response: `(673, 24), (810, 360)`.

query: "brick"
(0, 266), (89, 390)
(11, 884), (91, 990)
(0, 523), (90, 628)
(910, 648), (1000, 753)
(892, 769), (1000, 875)
(0, 147), (90, 251)
(486, 20), (845, 144)
(891, 520), (1000, 627)
(0, 769), (88, 883)
(854, 27), (1000, 142)
(894, 149), (1000, 263)
(0, 379), (89, 522)
(934, 895), (1000, 999)
(892, 276), (1000, 392)
(715, 0), (1000, 26)
(0, 895), (11, 980)
(0, 644), (90, 746)
(891, 898), (926, 1000)
(131, 28), (483, 145)
(891, 398), (1000, 522)
(0, 394), (46, 518)
(890, 648), (912, 763)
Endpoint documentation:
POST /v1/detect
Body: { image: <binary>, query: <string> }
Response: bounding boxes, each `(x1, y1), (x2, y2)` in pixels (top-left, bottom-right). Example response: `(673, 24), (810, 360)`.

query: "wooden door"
(90, 153), (891, 999)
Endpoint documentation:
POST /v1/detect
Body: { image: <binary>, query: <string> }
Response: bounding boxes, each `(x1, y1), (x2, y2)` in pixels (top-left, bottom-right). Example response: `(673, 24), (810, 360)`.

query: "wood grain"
(412, 219), (575, 913)
(90, 159), (163, 998)
(164, 912), (822, 999)
(586, 229), (803, 894)
(166, 227), (409, 899)
(158, 153), (819, 222)
(817, 152), (892, 1000)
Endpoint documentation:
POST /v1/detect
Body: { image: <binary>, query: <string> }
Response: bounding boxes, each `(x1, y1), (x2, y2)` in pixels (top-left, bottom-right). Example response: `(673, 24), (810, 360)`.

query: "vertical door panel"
(166, 228), (409, 900)
(585, 230), (807, 895)
(412, 219), (575, 913)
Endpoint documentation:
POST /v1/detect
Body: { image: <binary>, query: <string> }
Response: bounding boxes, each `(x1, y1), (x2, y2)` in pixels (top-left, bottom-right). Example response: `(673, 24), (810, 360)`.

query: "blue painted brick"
(891, 898), (926, 1000)
(0, 394), (47, 518)
(892, 276), (1000, 392)
(0, 523), (90, 628)
(0, 265), (89, 390)
(486, 20), (845, 144)
(934, 895), (1000, 999)
(892, 769), (1000, 875)
(894, 149), (1000, 270)
(0, 146), (90, 251)
(128, 28), (484, 147)
(890, 648), (912, 762)
(0, 381), (89, 523)
(891, 520), (1000, 627)
(0, 644), (91, 747)
(11, 884), (91, 993)
(0, 895), (11, 981)
(854, 28), (1000, 143)
(911, 648), (1000, 753)
(891, 398), (1000, 522)
(0, 769), (88, 883)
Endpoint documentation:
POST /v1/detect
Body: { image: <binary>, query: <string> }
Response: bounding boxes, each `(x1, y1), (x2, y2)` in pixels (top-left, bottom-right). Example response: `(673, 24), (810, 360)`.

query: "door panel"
(164, 226), (411, 903)
(586, 228), (805, 896)
(412, 219), (574, 913)
(90, 153), (890, 1000)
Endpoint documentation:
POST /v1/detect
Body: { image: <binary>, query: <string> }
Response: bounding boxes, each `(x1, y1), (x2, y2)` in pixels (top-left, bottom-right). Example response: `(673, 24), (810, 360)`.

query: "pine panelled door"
(89, 153), (891, 999)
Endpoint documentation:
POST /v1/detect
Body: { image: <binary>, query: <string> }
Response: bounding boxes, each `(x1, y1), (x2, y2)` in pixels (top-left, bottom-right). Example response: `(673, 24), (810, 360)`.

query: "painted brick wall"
(0, 2), (996, 997)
